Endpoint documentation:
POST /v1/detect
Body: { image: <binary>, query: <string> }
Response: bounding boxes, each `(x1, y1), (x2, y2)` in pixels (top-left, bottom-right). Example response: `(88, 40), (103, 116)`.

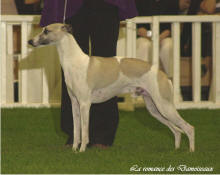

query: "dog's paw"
(79, 145), (87, 152)
(72, 144), (79, 153)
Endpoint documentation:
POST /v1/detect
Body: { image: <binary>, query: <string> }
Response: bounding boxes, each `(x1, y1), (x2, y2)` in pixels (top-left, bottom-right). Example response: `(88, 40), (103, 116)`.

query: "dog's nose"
(28, 39), (34, 46)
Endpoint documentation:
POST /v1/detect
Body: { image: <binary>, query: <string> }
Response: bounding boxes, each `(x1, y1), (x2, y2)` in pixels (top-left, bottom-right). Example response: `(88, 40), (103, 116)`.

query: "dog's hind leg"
(140, 90), (182, 150)
(171, 109), (195, 152)
(161, 104), (195, 152)
(70, 96), (81, 152)
(142, 88), (194, 152)
(155, 71), (194, 152)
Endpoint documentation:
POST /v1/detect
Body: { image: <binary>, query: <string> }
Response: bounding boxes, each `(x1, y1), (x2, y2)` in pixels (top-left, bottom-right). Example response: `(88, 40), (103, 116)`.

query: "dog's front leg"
(79, 101), (91, 152)
(70, 96), (81, 152)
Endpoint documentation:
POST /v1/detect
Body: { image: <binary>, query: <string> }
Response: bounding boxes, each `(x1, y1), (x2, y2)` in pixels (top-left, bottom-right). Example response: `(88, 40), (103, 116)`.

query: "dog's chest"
(63, 61), (88, 94)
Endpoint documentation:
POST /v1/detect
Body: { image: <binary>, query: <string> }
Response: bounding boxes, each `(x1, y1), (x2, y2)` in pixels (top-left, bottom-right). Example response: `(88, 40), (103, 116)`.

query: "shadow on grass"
(132, 108), (190, 149)
(48, 107), (68, 140)
(134, 108), (173, 137)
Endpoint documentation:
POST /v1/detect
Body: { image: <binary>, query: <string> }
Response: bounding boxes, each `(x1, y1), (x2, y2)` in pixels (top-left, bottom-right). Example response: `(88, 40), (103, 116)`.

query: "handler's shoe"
(65, 137), (73, 147)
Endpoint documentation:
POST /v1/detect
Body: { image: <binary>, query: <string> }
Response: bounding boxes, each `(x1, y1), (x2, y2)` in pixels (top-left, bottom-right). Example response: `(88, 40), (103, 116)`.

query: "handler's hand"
(137, 27), (148, 38)
(179, 0), (191, 11)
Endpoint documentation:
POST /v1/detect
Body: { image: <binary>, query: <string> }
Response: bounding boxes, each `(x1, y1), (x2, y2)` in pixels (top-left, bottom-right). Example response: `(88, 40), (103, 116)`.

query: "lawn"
(1, 108), (220, 174)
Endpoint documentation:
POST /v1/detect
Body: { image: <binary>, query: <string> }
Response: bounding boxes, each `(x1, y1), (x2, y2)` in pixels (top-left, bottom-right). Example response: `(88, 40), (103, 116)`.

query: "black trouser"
(61, 4), (120, 146)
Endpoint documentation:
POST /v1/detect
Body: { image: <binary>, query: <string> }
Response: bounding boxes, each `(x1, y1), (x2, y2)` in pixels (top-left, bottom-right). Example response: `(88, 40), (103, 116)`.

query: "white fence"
(1, 15), (220, 109)
(126, 15), (220, 109)
(1, 15), (61, 108)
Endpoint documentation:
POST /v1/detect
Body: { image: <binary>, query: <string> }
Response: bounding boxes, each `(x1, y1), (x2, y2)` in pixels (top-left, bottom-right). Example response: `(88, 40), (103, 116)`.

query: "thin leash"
(63, 0), (68, 24)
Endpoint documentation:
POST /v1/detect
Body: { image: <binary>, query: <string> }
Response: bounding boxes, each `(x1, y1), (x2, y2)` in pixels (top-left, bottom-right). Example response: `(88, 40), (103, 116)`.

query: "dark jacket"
(40, 0), (138, 27)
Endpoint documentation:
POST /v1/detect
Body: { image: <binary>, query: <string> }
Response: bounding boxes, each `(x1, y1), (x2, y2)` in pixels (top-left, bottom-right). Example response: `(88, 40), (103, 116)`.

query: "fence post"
(152, 16), (160, 69)
(192, 22), (201, 103)
(20, 22), (29, 104)
(172, 22), (181, 105)
(126, 20), (136, 58)
(212, 22), (220, 103)
(0, 22), (7, 105)
(6, 24), (14, 103)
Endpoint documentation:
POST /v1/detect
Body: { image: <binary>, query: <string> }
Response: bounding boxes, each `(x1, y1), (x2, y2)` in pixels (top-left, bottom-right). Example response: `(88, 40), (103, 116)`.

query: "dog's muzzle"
(28, 39), (50, 47)
(28, 39), (36, 47)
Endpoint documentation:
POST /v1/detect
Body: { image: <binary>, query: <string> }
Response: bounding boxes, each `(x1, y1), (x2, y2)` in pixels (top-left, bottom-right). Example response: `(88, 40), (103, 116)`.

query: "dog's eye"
(44, 29), (50, 35)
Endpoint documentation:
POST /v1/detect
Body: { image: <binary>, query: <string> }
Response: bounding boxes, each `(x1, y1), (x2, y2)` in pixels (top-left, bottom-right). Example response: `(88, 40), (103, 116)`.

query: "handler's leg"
(89, 7), (120, 146)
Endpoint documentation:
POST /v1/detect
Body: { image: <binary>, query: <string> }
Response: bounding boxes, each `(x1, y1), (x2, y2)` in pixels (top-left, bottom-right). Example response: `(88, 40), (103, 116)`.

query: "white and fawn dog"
(28, 23), (195, 153)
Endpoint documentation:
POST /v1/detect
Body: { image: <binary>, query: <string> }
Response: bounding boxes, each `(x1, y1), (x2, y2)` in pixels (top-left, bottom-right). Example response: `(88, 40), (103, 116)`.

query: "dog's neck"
(56, 33), (88, 68)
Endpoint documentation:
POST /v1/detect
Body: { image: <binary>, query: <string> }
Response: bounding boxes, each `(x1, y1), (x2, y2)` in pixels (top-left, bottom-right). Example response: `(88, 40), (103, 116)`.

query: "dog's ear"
(62, 24), (72, 34)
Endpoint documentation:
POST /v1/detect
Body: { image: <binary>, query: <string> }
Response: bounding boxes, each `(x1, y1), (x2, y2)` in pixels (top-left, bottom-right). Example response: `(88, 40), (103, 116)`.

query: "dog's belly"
(90, 73), (146, 103)
(91, 79), (130, 103)
(91, 86), (122, 103)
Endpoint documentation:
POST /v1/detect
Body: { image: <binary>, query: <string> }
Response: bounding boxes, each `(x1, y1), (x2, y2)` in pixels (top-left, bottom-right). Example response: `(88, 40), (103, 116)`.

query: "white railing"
(126, 15), (220, 109)
(1, 15), (61, 108)
(1, 15), (220, 109)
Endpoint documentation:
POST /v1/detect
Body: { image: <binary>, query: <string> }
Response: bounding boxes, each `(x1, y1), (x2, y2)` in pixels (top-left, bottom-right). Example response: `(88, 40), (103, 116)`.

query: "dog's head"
(28, 23), (72, 47)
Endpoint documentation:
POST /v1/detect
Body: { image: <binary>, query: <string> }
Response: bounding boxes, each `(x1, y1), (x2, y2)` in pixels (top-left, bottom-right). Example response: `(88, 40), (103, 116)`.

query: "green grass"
(1, 108), (220, 174)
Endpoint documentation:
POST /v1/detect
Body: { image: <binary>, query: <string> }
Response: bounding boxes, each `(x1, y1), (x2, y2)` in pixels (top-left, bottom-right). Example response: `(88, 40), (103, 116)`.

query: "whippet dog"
(28, 23), (195, 153)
